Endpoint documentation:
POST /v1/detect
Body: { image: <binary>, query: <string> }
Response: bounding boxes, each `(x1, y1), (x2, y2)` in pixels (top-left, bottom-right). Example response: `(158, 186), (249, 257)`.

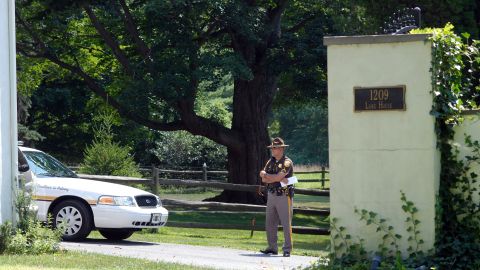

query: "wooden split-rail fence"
(135, 165), (331, 188)
(76, 166), (330, 235)
(77, 168), (330, 197)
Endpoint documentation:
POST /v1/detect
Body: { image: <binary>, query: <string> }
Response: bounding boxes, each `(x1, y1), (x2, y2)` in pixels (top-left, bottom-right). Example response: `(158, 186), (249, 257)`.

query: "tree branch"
(286, 14), (317, 33)
(195, 20), (219, 41)
(16, 43), (44, 58)
(266, 0), (288, 46)
(116, 0), (151, 60)
(16, 10), (47, 52)
(194, 28), (229, 45)
(267, 0), (289, 22)
(82, 4), (135, 77)
(174, 97), (243, 153)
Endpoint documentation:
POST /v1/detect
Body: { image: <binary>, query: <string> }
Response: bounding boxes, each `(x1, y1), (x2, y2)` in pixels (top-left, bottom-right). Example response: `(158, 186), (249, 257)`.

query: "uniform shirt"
(263, 155), (294, 189)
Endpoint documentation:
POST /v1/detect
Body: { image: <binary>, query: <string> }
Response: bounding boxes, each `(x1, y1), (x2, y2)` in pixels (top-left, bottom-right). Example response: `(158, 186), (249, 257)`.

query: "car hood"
(33, 176), (152, 197)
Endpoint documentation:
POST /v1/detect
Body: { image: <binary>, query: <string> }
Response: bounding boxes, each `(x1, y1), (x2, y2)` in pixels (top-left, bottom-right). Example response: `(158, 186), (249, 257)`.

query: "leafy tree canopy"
(17, 0), (478, 202)
(16, 0), (336, 202)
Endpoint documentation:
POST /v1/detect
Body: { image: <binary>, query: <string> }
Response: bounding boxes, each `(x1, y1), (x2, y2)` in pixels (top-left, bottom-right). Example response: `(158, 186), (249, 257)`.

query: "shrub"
(0, 176), (62, 255)
(15, 186), (36, 233)
(0, 222), (13, 254)
(5, 220), (61, 255)
(80, 139), (142, 177)
(79, 112), (141, 177)
(152, 131), (227, 169)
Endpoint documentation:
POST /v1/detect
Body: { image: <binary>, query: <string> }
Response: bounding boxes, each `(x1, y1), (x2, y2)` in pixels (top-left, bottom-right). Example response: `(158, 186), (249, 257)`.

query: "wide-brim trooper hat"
(267, 137), (289, 148)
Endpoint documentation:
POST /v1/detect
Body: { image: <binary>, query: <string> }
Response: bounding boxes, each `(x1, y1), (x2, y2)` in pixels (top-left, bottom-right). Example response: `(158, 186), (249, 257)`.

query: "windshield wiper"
(37, 172), (56, 177)
(37, 171), (77, 178)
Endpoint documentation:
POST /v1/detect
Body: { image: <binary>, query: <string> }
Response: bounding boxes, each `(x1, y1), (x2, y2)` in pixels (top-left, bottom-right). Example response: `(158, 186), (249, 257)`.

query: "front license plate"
(151, 213), (162, 224)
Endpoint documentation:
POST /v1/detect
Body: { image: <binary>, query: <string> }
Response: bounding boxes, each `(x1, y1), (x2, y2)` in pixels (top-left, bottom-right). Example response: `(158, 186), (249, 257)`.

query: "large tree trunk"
(205, 4), (285, 204)
(207, 67), (277, 204)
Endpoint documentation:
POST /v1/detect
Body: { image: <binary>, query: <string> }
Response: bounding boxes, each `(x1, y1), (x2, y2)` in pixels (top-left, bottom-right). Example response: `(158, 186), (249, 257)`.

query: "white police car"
(19, 146), (168, 241)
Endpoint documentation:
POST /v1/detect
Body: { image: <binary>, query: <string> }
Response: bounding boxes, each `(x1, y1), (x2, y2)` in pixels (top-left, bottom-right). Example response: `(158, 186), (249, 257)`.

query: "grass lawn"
(90, 226), (329, 257)
(296, 172), (330, 189)
(160, 190), (221, 201)
(0, 251), (213, 270)
(294, 194), (330, 209)
(168, 211), (328, 228)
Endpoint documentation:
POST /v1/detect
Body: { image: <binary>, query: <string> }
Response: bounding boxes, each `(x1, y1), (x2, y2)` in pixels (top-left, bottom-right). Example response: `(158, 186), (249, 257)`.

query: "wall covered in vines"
(414, 23), (480, 269)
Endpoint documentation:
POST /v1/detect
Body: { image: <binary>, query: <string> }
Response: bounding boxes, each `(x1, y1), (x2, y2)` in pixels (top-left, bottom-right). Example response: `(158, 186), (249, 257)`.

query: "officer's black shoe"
(260, 249), (278, 255)
(283, 251), (290, 257)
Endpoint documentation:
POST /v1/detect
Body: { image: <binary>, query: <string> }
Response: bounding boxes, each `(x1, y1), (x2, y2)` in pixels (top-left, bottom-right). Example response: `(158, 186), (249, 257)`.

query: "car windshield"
(23, 151), (78, 178)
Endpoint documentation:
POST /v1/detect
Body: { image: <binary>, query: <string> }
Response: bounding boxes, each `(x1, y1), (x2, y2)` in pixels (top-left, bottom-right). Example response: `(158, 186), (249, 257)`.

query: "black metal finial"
(381, 7), (421, 35)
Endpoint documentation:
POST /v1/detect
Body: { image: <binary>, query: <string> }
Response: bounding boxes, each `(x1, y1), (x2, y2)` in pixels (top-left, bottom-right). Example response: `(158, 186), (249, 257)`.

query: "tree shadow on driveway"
(74, 238), (158, 246)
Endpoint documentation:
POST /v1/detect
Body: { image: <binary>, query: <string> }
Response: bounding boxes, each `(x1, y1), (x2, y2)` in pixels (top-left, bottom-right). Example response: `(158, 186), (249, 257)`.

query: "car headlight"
(98, 196), (135, 206)
(156, 196), (162, 207)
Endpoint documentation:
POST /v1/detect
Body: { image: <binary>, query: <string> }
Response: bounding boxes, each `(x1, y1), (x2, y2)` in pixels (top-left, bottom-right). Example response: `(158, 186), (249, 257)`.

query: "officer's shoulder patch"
(284, 160), (291, 167)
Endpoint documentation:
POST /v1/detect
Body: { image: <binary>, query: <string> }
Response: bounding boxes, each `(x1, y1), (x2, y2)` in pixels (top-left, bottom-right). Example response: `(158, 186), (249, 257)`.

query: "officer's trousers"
(265, 192), (293, 253)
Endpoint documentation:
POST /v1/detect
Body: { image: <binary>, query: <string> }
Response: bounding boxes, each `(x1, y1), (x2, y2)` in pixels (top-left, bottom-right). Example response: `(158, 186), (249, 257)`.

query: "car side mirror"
(18, 149), (30, 173)
(18, 164), (29, 173)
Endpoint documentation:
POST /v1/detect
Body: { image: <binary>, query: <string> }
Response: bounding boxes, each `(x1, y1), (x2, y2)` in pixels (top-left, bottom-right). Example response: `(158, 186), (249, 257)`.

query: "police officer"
(259, 137), (294, 257)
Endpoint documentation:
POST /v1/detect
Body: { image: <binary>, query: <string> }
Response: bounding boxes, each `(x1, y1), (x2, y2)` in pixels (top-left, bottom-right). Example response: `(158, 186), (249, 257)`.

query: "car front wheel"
(99, 229), (135, 241)
(52, 199), (93, 241)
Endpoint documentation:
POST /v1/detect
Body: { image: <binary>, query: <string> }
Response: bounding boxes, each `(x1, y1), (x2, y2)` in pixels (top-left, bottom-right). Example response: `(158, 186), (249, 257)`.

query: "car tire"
(99, 229), (135, 241)
(52, 199), (93, 241)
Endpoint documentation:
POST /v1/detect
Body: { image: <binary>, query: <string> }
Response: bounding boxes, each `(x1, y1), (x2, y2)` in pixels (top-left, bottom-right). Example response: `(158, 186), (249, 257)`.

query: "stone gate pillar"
(0, 0), (18, 223)
(324, 34), (439, 254)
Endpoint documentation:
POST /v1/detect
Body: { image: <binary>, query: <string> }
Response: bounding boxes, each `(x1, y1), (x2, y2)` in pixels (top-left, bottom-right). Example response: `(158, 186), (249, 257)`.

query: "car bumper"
(93, 205), (169, 229)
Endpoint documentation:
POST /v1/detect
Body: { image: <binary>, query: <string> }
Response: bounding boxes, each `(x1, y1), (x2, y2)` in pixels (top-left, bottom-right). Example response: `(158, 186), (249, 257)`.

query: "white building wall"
(0, 0), (17, 223)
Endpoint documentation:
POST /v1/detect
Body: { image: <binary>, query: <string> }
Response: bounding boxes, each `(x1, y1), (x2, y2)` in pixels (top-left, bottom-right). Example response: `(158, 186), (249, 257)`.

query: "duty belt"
(267, 186), (287, 192)
(267, 186), (294, 197)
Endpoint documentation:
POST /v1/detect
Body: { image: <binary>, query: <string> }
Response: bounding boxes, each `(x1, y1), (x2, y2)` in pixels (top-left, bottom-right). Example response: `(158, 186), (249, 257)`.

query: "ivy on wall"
(414, 23), (480, 268)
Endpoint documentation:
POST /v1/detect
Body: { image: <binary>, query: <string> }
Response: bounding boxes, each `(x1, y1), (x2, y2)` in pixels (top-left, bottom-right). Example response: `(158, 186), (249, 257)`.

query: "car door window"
(23, 151), (77, 178)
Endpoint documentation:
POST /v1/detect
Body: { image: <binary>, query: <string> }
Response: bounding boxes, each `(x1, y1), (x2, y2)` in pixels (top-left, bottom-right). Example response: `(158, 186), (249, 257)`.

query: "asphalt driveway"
(60, 238), (318, 270)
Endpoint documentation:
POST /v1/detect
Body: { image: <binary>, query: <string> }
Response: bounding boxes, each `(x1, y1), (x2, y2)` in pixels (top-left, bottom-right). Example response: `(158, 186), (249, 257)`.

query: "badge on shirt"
(278, 164), (283, 169)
